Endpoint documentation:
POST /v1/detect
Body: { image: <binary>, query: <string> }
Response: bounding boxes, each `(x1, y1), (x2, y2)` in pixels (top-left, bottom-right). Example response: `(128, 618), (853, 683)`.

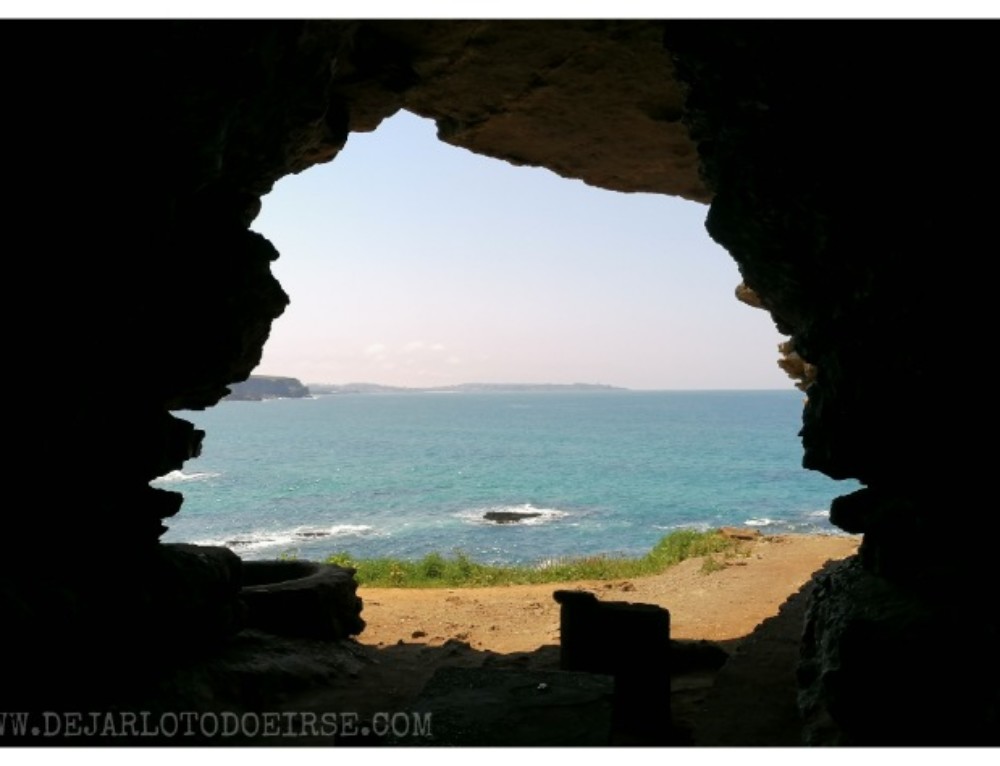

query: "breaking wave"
(153, 470), (221, 483)
(190, 524), (378, 554)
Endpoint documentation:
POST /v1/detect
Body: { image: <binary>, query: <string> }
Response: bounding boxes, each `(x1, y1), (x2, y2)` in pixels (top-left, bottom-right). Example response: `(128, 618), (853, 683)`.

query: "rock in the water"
(484, 510), (542, 523)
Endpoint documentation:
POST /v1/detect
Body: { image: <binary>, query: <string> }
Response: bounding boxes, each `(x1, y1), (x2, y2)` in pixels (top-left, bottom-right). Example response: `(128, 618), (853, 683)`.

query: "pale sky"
(251, 110), (789, 390)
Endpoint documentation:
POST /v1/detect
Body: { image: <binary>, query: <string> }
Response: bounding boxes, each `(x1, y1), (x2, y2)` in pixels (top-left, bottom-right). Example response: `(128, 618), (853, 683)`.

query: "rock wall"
(2, 20), (995, 743)
(665, 23), (998, 744)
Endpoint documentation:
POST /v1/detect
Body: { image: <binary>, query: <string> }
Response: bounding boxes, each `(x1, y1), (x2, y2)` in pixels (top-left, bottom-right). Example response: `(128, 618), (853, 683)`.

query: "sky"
(252, 110), (790, 391)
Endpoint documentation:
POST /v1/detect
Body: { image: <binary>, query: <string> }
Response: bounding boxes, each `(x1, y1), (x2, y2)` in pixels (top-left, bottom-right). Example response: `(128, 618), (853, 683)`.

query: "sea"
(157, 390), (859, 565)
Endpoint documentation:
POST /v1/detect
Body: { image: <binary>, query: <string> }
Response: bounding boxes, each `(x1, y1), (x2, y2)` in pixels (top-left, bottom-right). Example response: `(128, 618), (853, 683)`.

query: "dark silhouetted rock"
(241, 560), (365, 640)
(554, 589), (672, 743)
(799, 557), (999, 746)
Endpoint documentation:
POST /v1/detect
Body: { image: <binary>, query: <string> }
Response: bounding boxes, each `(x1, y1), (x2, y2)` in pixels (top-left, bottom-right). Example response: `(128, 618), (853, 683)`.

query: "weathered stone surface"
(776, 340), (816, 392)
(379, 20), (707, 201)
(734, 281), (764, 309)
(799, 557), (999, 746)
(241, 560), (365, 640)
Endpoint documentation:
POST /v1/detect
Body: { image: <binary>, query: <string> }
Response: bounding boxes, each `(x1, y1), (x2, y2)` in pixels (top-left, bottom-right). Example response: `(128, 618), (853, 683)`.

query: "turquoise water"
(157, 391), (858, 564)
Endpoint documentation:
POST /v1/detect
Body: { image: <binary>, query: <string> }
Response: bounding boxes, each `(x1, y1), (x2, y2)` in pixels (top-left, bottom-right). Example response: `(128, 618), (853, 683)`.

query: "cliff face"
(3, 20), (996, 743)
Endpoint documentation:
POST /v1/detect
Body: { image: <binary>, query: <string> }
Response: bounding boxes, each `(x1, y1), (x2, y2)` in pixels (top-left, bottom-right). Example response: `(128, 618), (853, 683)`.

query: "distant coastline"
(306, 382), (628, 395)
(225, 375), (310, 401)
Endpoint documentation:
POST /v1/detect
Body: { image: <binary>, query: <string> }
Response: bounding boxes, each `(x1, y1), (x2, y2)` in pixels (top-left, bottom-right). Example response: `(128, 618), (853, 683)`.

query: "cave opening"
(135, 94), (876, 744)
(158, 109), (854, 568)
(139, 106), (867, 745)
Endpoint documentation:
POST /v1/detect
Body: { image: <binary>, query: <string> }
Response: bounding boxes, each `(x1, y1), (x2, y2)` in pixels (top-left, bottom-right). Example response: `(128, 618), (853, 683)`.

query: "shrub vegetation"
(324, 528), (741, 588)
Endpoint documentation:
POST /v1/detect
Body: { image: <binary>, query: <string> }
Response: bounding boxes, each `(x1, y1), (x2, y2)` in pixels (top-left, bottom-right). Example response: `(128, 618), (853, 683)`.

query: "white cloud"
(404, 340), (425, 353)
(363, 343), (386, 358)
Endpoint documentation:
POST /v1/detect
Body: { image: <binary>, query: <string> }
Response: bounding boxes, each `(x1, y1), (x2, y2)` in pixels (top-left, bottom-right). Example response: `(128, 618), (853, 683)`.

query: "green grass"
(323, 529), (741, 588)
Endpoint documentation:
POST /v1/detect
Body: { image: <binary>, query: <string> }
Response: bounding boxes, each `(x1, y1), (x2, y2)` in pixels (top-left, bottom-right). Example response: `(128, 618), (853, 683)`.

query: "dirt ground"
(359, 533), (859, 649)
(311, 533), (859, 744)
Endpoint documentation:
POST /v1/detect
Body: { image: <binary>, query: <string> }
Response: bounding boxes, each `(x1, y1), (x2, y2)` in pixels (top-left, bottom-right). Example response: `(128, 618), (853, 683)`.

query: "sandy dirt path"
(358, 533), (860, 652)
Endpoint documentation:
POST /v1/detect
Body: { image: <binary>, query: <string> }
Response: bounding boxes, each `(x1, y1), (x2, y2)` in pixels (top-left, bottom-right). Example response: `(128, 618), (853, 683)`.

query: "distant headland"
(225, 375), (311, 401)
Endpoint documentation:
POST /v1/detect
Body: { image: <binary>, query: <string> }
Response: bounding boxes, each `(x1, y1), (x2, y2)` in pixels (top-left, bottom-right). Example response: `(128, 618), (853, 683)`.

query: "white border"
(3, 2), (999, 20)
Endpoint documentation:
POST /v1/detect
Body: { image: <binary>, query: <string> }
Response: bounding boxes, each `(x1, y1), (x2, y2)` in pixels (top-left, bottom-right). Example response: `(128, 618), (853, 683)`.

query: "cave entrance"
(159, 110), (854, 570)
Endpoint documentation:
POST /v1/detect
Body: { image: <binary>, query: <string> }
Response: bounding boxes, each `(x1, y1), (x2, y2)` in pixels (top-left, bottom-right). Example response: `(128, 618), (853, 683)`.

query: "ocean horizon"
(158, 389), (859, 565)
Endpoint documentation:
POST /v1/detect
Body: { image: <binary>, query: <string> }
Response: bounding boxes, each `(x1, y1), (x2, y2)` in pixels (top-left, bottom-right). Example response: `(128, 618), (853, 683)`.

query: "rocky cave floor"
(139, 535), (850, 747)
(287, 578), (813, 747)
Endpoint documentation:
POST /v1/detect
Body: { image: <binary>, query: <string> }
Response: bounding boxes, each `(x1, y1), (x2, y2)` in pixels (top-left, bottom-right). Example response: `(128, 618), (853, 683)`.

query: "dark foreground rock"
(241, 560), (365, 640)
(14, 631), (372, 745)
(799, 557), (1000, 746)
(404, 667), (614, 746)
(554, 589), (673, 743)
